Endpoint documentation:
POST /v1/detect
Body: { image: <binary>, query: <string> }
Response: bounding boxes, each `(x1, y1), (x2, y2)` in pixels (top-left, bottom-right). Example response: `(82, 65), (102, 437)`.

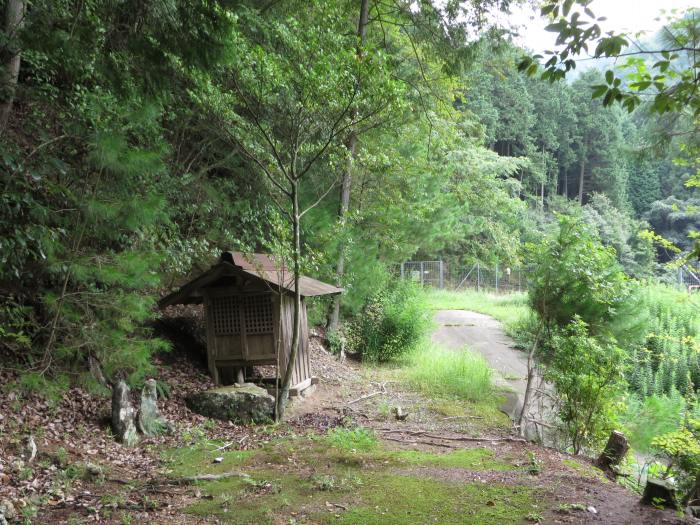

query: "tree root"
(378, 428), (527, 443)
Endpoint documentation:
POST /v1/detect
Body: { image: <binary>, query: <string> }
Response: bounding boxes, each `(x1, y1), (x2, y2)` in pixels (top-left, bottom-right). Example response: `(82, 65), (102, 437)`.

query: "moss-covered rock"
(185, 384), (274, 424)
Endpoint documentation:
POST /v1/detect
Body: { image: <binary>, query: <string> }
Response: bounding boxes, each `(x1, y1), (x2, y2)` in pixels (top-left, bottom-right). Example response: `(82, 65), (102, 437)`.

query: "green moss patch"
(187, 471), (330, 524)
(161, 443), (257, 477)
(173, 433), (541, 524)
(562, 459), (609, 483)
(327, 474), (538, 525)
(386, 447), (516, 471)
(427, 397), (512, 431)
(187, 469), (538, 525)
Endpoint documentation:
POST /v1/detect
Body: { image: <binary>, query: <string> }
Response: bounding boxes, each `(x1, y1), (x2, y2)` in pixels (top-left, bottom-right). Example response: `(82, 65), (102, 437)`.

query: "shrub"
(405, 343), (493, 402)
(520, 215), (633, 436)
(526, 215), (633, 338)
(545, 317), (627, 454)
(347, 280), (430, 362)
(650, 419), (700, 499)
(326, 329), (346, 356)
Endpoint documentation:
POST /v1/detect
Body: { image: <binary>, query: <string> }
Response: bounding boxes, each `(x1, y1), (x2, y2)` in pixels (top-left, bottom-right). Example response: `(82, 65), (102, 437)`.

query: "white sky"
(506, 0), (698, 55)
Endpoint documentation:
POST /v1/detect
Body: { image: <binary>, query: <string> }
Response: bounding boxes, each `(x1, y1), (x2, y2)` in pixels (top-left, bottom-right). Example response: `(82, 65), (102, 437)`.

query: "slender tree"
(0, 0), (25, 132)
(328, 0), (370, 332)
(197, 2), (396, 418)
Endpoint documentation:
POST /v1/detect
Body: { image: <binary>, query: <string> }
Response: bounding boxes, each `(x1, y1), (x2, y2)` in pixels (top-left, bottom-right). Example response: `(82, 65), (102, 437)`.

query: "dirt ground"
(0, 323), (695, 525)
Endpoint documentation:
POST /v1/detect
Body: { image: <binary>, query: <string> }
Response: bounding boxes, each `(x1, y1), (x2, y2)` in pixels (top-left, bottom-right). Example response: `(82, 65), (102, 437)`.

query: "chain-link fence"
(400, 260), (445, 288)
(398, 261), (528, 293)
(401, 260), (700, 293)
(679, 265), (700, 291)
(449, 263), (527, 293)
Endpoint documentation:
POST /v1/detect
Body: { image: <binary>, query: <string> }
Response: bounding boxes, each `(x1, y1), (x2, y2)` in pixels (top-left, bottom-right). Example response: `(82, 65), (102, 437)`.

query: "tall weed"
(347, 280), (430, 362)
(404, 343), (493, 402)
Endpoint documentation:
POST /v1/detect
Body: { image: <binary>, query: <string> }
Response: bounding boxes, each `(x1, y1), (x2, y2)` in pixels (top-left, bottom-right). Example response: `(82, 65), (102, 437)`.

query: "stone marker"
(137, 379), (170, 436)
(642, 478), (676, 508)
(185, 383), (274, 424)
(111, 380), (139, 446)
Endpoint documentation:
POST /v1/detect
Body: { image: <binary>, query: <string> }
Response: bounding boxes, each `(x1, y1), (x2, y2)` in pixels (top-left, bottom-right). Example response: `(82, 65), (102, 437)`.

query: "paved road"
(431, 310), (534, 426)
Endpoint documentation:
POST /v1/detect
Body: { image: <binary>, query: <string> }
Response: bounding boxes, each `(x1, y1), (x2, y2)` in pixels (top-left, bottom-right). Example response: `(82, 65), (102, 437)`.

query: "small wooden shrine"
(159, 252), (342, 394)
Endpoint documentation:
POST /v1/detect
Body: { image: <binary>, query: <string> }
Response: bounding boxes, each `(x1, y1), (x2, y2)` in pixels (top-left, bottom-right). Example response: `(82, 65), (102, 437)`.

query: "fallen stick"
(157, 471), (249, 485)
(381, 436), (456, 448)
(524, 417), (556, 430)
(378, 429), (428, 436)
(211, 441), (234, 452)
(422, 434), (527, 443)
(378, 429), (527, 443)
(347, 391), (384, 405)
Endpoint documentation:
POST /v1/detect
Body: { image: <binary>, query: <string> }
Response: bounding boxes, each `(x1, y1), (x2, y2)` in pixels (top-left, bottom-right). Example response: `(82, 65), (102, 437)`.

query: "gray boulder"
(111, 381), (139, 446)
(137, 379), (170, 436)
(0, 499), (16, 525)
(185, 383), (274, 424)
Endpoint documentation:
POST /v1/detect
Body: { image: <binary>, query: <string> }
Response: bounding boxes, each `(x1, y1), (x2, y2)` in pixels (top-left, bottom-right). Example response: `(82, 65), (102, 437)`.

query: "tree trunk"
(540, 180), (544, 209)
(518, 325), (542, 436)
(276, 180), (301, 420)
(597, 430), (629, 472)
(540, 145), (545, 209)
(577, 158), (585, 204)
(327, 0), (369, 331)
(563, 169), (568, 198)
(518, 169), (523, 198)
(0, 0), (26, 133)
(328, 134), (356, 331)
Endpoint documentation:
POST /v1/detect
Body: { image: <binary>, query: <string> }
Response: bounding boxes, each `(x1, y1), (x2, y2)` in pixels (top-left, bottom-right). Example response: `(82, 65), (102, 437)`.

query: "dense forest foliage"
(2, 0), (700, 465)
(1, 0), (698, 385)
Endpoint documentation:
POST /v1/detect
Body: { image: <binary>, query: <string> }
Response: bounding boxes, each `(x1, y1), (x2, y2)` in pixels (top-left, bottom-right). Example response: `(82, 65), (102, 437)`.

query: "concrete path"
(431, 310), (530, 421)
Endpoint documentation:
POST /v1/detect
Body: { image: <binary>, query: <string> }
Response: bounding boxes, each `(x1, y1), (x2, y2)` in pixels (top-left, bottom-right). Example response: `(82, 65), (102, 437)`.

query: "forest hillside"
(1, 0), (700, 524)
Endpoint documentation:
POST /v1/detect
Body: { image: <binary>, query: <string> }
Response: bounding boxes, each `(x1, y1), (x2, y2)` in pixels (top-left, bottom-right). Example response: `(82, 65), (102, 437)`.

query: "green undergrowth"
(332, 474), (537, 525)
(404, 342), (494, 402)
(163, 429), (544, 524)
(161, 442), (257, 478)
(425, 289), (529, 333)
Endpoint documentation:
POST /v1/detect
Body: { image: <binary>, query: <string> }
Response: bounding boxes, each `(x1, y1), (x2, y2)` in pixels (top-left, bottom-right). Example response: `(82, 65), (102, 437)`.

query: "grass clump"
(405, 343), (493, 402)
(325, 427), (378, 453)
